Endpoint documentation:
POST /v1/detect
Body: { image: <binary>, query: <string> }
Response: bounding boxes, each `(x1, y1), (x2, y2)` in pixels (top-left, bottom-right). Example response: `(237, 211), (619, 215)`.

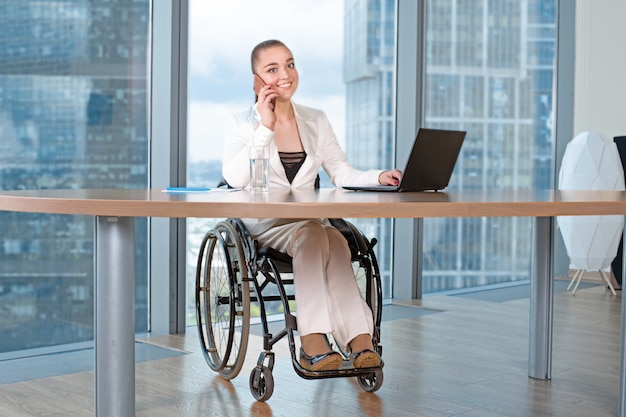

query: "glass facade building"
(0, 1), (150, 356)
(421, 0), (556, 292)
(343, 0), (557, 293)
(343, 0), (397, 298)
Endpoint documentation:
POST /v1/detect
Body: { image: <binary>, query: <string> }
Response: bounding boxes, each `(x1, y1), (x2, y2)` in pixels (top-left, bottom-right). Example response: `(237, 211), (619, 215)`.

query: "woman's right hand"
(256, 81), (278, 131)
(378, 169), (402, 186)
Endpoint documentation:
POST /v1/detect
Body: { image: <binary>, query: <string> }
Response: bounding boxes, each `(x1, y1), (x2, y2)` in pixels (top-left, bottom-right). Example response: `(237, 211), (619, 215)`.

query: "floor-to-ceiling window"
(185, 0), (398, 324)
(344, 0), (397, 298)
(0, 0), (150, 358)
(421, 0), (557, 292)
(185, 0), (558, 317)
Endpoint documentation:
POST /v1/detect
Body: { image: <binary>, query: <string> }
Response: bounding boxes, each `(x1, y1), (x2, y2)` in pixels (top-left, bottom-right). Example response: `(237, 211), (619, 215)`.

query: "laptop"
(343, 128), (466, 192)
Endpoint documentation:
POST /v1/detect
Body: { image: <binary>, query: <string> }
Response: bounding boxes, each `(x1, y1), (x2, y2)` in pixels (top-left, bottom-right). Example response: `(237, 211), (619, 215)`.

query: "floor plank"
(0, 282), (622, 417)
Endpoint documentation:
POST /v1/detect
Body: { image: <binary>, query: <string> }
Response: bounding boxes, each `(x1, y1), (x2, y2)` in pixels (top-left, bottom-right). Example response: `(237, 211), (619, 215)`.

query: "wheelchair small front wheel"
(357, 369), (383, 393)
(249, 365), (274, 401)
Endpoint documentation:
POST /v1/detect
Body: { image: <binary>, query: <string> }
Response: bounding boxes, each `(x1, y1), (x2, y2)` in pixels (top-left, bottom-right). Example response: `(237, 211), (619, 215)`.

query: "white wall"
(574, 0), (626, 138)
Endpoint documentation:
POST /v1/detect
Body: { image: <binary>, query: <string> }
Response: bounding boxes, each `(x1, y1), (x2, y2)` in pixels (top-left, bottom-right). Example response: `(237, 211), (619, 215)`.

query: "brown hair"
(250, 39), (290, 73)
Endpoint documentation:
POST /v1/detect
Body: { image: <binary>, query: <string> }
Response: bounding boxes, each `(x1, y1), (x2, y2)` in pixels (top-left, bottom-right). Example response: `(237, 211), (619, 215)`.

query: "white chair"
(557, 131), (625, 295)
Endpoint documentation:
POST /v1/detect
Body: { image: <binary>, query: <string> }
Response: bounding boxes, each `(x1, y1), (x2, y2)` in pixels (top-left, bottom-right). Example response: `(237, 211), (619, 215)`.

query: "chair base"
(567, 268), (616, 296)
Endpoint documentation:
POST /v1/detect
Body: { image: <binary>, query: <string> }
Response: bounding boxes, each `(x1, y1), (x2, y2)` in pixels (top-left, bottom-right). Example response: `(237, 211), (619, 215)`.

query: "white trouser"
(253, 219), (374, 350)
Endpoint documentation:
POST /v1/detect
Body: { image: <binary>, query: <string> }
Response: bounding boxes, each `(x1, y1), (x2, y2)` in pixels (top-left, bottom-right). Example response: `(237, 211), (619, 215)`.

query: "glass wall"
(185, 0), (397, 323)
(344, 0), (397, 298)
(185, 0), (558, 314)
(0, 0), (150, 358)
(421, 0), (557, 292)
(0, 0), (563, 354)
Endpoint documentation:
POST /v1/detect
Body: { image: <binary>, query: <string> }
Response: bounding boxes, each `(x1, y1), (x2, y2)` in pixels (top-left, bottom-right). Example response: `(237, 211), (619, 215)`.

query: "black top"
(279, 151), (306, 183)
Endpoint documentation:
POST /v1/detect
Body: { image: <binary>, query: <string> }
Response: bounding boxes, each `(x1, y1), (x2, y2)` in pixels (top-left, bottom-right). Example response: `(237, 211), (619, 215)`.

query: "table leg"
(528, 216), (554, 380)
(95, 216), (135, 417)
(617, 223), (626, 417)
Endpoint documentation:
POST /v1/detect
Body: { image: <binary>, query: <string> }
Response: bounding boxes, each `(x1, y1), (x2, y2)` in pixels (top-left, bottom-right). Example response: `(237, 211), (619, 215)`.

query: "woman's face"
(253, 45), (299, 102)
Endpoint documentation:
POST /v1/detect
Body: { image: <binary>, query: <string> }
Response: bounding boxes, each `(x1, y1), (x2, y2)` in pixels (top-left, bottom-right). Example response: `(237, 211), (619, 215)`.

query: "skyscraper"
(343, 0), (557, 293)
(0, 0), (150, 355)
(344, 0), (397, 297)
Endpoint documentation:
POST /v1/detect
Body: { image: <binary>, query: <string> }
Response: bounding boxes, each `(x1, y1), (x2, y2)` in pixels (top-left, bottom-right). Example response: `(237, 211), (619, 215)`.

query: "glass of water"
(249, 145), (270, 192)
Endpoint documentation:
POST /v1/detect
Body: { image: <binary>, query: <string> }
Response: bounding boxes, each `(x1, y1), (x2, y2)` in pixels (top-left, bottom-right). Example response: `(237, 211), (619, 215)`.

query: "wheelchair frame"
(195, 217), (384, 401)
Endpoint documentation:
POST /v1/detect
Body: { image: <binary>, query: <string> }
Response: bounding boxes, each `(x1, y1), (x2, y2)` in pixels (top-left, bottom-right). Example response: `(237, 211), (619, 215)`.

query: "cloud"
(188, 0), (344, 79)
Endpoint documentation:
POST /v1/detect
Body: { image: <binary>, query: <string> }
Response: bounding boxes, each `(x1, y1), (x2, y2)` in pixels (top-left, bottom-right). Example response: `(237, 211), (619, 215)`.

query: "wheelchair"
(195, 216), (384, 401)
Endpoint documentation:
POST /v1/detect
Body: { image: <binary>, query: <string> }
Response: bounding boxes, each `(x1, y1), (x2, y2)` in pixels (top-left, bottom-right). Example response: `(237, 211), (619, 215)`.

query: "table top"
(0, 188), (626, 218)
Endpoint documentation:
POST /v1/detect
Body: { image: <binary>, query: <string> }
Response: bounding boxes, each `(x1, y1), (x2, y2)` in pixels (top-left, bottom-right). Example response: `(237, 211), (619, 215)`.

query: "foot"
(300, 333), (334, 356)
(350, 349), (382, 368)
(299, 333), (342, 371)
(348, 333), (382, 368)
(299, 348), (343, 371)
(348, 333), (374, 353)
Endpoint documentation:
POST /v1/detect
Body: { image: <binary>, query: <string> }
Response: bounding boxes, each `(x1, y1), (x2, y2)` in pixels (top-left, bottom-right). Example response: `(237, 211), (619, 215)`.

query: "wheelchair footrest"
(292, 356), (384, 380)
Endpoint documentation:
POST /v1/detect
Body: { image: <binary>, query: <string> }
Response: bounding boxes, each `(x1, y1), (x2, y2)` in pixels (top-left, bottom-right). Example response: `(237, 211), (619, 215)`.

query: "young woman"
(222, 39), (401, 371)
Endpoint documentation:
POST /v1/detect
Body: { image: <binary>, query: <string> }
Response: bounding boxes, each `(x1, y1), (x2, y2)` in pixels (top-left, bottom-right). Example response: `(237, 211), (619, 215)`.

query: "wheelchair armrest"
(257, 245), (294, 273)
(258, 246), (293, 264)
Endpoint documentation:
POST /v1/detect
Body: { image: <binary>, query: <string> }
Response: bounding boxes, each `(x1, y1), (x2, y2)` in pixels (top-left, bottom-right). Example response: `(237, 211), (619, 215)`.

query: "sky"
(186, 0), (346, 163)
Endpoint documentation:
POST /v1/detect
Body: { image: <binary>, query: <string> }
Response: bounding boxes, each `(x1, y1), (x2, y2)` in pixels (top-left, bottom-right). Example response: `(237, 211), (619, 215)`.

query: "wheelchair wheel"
(249, 365), (274, 401)
(351, 232), (382, 337)
(357, 369), (384, 393)
(354, 254), (380, 325)
(196, 221), (250, 380)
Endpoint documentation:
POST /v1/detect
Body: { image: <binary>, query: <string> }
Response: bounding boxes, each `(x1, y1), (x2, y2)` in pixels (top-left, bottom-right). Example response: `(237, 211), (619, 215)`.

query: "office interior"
(1, 0), (626, 416)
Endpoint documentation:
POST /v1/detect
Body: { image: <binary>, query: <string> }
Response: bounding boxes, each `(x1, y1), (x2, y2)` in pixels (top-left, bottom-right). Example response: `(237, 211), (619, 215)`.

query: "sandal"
(350, 349), (382, 369)
(299, 348), (343, 371)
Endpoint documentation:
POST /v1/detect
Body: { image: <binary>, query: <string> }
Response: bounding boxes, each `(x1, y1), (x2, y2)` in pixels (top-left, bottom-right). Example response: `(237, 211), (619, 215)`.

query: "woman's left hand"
(378, 169), (402, 186)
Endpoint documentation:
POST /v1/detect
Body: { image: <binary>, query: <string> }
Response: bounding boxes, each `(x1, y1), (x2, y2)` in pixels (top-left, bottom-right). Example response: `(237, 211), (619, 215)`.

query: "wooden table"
(1, 187), (626, 416)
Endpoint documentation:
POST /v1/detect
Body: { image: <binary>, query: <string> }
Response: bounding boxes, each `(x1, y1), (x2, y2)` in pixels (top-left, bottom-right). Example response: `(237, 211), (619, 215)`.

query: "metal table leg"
(95, 216), (135, 417)
(528, 216), (554, 380)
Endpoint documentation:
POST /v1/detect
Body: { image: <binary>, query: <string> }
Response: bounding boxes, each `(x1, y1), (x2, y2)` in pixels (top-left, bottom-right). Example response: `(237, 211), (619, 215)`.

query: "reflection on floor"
(0, 341), (187, 385)
(447, 279), (599, 302)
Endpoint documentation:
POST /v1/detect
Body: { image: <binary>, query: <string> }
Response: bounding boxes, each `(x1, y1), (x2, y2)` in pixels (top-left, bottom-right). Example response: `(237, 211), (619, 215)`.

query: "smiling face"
(252, 44), (299, 102)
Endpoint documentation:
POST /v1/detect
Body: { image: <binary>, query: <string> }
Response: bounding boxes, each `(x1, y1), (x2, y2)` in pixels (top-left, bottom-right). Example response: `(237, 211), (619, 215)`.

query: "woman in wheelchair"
(222, 39), (402, 372)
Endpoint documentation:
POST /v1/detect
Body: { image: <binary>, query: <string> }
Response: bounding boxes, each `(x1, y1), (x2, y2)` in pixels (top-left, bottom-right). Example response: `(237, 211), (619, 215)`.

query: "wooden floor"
(0, 281), (622, 417)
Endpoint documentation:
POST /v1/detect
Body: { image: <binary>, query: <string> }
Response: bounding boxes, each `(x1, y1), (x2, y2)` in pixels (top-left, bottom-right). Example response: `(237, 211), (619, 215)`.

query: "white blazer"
(222, 101), (383, 236)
